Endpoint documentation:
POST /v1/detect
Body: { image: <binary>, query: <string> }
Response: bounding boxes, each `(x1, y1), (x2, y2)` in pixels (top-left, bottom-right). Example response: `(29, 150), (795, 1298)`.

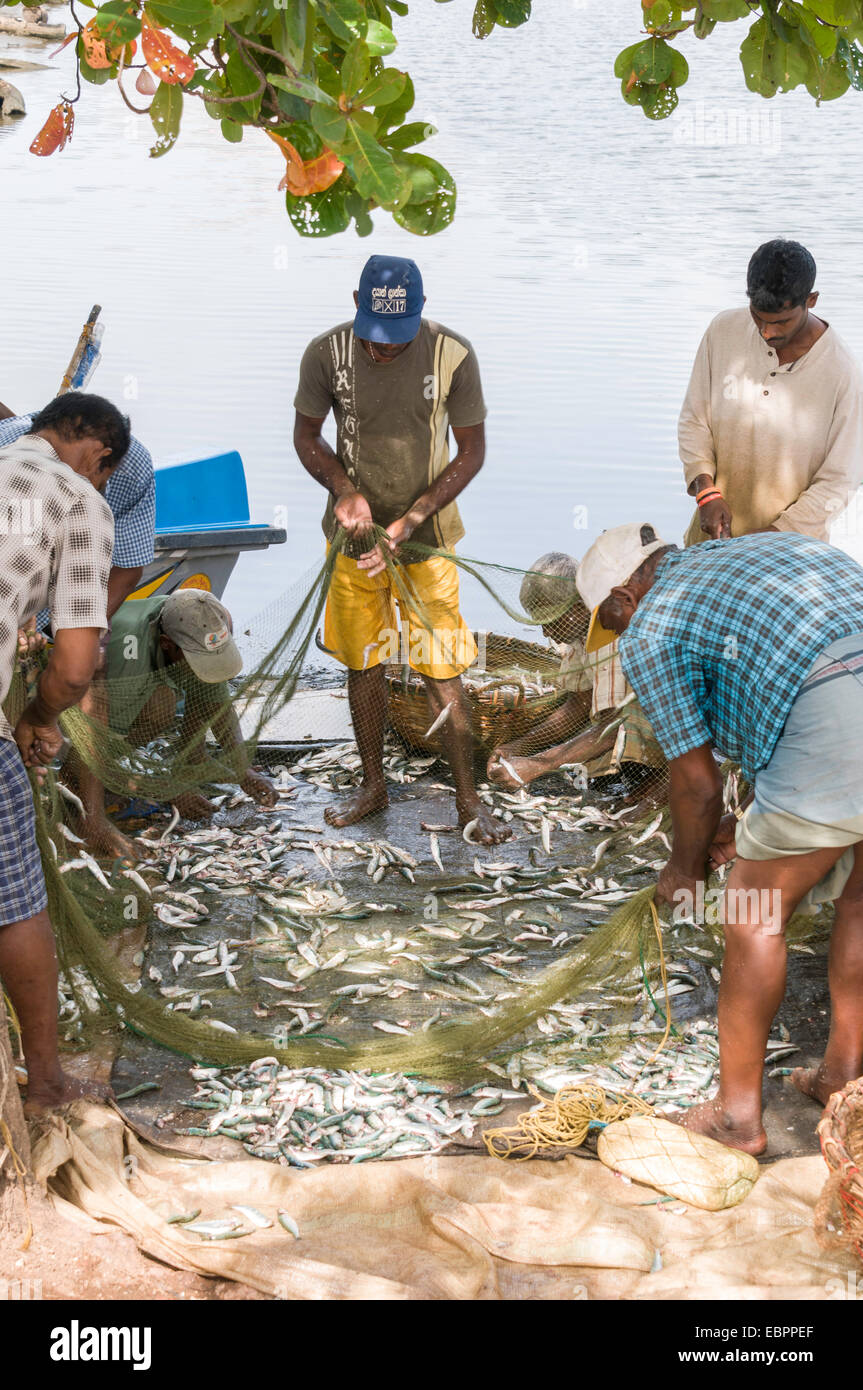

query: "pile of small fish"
(175, 1059), (520, 1163)
(511, 1018), (800, 1111)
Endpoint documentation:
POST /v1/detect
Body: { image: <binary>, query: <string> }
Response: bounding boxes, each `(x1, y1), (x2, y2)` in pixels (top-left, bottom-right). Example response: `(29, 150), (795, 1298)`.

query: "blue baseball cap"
(353, 255), (424, 345)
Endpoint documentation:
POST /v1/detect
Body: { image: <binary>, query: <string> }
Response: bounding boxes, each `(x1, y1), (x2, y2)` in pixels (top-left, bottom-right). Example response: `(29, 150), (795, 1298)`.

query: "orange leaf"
(81, 20), (113, 68)
(301, 151), (345, 195)
(625, 69), (638, 93)
(141, 16), (195, 86)
(49, 31), (78, 59)
(267, 131), (344, 197)
(30, 100), (74, 157)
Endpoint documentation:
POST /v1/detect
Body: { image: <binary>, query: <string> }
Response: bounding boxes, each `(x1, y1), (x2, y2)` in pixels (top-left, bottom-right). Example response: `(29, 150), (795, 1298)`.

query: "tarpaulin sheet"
(27, 1100), (860, 1300)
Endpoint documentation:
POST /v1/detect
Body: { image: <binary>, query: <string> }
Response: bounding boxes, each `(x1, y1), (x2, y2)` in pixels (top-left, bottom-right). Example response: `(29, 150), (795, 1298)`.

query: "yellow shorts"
(324, 549), (477, 679)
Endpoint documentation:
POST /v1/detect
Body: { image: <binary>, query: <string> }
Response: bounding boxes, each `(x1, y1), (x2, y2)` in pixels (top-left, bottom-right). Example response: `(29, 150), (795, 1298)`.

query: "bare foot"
(324, 782), (388, 828)
(24, 1071), (113, 1116)
(671, 1098), (767, 1156)
(81, 817), (146, 862)
(459, 799), (512, 845)
(791, 1064), (857, 1108)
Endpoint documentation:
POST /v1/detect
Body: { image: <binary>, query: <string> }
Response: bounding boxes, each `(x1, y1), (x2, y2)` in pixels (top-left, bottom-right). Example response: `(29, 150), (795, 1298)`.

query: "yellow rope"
(483, 893), (672, 1161)
(483, 1082), (653, 1160)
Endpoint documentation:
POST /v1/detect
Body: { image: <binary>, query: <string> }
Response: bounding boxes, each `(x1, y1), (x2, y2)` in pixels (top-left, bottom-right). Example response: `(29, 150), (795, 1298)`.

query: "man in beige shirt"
(679, 239), (863, 544)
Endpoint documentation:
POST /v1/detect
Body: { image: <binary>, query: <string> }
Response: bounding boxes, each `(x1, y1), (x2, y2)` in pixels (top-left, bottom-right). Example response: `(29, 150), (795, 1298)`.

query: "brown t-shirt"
(294, 318), (486, 550)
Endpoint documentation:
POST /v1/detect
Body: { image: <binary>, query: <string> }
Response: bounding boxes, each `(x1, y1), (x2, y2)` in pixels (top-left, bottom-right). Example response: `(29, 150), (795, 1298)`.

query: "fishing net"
(4, 528), (830, 1083)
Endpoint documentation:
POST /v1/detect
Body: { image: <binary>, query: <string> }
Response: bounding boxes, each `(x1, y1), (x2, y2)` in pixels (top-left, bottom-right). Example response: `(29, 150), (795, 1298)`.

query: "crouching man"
(487, 550), (665, 802)
(103, 589), (276, 823)
(578, 522), (863, 1154)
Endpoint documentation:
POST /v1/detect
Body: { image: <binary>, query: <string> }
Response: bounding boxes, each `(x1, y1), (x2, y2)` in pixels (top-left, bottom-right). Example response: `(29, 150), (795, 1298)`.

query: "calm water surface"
(3, 3), (863, 629)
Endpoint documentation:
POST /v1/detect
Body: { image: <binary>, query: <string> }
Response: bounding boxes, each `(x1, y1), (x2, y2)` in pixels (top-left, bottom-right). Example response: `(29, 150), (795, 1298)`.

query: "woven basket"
(385, 632), (567, 756)
(815, 1077), (863, 1264)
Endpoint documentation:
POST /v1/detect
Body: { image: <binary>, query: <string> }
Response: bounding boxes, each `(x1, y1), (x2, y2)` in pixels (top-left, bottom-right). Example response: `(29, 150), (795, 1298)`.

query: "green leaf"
(214, 0), (258, 20)
(740, 16), (810, 96)
(701, 0), (751, 17)
(270, 72), (334, 106)
(93, 1), (140, 45)
(287, 180), (352, 237)
(341, 36), (370, 96)
(614, 43), (642, 79)
(365, 19), (397, 55)
(640, 83), (679, 118)
(472, 0), (496, 38)
(225, 49), (262, 118)
(341, 117), (404, 202)
(146, 0), (216, 29)
(492, 0), (531, 26)
(356, 67), (407, 107)
(316, 0), (367, 44)
(78, 48), (113, 84)
(802, 0), (860, 22)
(836, 35), (863, 88)
(381, 118), (436, 150)
(392, 153), (456, 235)
(345, 189), (375, 236)
(631, 37), (674, 84)
(278, 121), (321, 160)
(670, 47), (689, 84)
(311, 101), (349, 147)
(643, 1), (672, 27)
(150, 81), (183, 157)
(220, 115), (243, 141)
(372, 71), (415, 129)
(803, 48), (852, 98)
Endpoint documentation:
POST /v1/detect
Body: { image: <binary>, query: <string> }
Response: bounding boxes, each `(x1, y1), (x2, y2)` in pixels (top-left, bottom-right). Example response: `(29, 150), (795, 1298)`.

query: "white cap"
(576, 524), (667, 653)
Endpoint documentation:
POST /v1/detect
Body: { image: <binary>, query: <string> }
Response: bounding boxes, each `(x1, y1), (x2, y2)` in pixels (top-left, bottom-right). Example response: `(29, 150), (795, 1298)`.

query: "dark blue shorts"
(0, 740), (48, 926)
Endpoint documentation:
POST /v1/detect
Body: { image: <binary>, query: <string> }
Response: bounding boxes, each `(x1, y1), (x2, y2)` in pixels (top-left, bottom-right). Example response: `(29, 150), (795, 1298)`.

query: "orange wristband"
(696, 488), (722, 507)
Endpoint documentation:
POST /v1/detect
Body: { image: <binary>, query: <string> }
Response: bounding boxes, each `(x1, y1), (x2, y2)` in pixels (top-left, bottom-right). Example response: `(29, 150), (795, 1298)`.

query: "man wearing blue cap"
(294, 255), (508, 843)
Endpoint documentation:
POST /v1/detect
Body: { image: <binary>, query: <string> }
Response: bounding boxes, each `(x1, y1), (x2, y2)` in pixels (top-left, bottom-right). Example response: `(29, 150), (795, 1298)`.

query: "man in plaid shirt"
(577, 523), (863, 1156)
(0, 401), (155, 857)
(0, 392), (129, 1111)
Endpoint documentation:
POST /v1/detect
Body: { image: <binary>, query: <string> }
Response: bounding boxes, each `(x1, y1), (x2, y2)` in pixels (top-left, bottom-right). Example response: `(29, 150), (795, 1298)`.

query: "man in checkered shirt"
(577, 523), (863, 1158)
(0, 400), (155, 857)
(0, 392), (127, 1111)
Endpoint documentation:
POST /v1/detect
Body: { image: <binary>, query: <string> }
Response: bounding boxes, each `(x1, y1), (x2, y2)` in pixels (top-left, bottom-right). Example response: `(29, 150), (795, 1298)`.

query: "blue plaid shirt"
(0, 415), (155, 568)
(619, 533), (863, 778)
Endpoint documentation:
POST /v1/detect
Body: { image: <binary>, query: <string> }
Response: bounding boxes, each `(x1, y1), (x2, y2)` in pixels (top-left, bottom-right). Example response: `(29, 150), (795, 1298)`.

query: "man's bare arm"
(106, 565), (143, 619)
(294, 411), (353, 500)
(668, 743), (724, 874)
(15, 628), (102, 766)
(0, 400), (15, 422)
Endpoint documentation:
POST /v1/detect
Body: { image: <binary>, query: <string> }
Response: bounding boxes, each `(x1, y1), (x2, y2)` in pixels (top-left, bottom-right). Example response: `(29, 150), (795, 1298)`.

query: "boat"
(130, 450), (286, 601)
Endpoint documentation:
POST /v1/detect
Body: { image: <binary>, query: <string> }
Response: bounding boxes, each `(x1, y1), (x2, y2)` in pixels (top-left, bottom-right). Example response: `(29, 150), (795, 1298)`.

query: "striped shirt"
(618, 532), (863, 778)
(294, 319), (486, 550)
(0, 435), (114, 742)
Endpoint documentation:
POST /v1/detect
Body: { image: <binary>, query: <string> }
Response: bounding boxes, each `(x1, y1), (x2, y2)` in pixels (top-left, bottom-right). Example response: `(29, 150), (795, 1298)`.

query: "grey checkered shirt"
(0, 435), (114, 741)
(0, 415), (155, 568)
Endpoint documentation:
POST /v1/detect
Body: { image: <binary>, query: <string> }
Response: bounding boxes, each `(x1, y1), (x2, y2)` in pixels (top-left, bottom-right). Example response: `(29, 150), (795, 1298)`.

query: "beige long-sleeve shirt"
(679, 306), (863, 544)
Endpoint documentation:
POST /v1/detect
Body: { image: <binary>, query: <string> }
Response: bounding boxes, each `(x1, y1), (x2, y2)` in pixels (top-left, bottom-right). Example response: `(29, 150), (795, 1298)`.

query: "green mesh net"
(5, 528), (830, 1083)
